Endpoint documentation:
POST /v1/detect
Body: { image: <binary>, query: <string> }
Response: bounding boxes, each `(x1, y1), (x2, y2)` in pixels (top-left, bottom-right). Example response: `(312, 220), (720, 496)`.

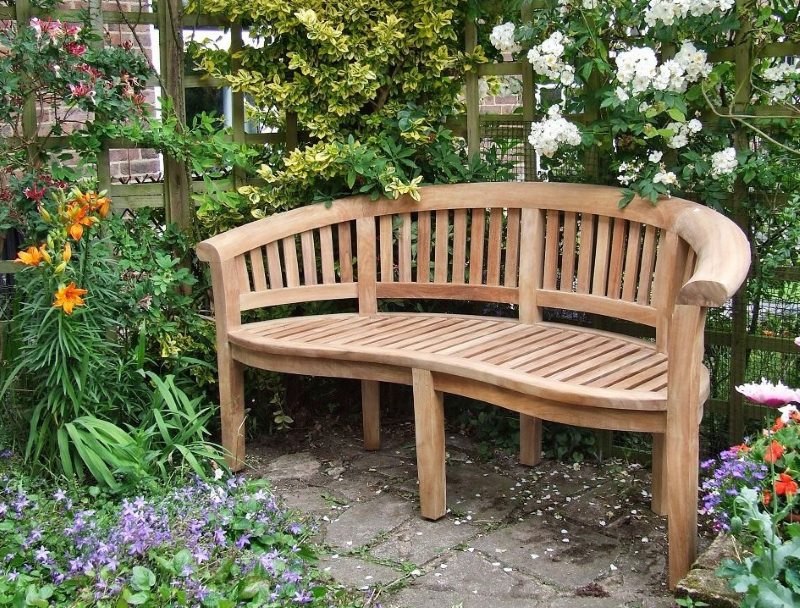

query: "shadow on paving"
(244, 421), (681, 608)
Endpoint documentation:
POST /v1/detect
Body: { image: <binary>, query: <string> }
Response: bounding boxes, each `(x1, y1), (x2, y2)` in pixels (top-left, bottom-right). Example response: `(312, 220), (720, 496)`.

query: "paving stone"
(319, 555), (402, 590)
(324, 493), (414, 550)
(370, 516), (480, 565)
(261, 451), (321, 481)
(324, 472), (392, 502)
(348, 451), (410, 473)
(470, 517), (624, 589)
(275, 483), (334, 516)
(385, 550), (555, 608)
(446, 462), (521, 521)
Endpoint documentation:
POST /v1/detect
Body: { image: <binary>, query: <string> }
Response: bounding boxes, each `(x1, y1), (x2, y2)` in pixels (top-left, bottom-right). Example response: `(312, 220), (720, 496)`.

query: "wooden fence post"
(464, 20), (480, 161)
(520, 3), (537, 181)
(728, 0), (754, 444)
(88, 0), (111, 193)
(158, 0), (192, 231)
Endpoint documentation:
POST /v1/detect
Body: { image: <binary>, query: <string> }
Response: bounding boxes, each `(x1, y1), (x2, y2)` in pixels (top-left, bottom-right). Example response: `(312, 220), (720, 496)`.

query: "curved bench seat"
(230, 313), (710, 414)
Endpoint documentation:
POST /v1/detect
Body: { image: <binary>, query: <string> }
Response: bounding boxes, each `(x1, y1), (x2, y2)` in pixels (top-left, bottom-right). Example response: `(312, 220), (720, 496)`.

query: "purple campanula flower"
(213, 528), (226, 546)
(34, 546), (50, 564)
(293, 590), (312, 604)
(235, 533), (251, 549)
(53, 488), (66, 502)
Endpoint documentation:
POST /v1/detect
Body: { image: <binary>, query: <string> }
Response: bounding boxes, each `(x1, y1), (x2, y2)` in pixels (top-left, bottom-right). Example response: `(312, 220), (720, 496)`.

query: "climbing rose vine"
(487, 2), (799, 206)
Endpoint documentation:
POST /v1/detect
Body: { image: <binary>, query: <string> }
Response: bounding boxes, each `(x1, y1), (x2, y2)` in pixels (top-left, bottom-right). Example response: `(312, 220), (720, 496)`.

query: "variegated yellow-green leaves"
(189, 0), (485, 139)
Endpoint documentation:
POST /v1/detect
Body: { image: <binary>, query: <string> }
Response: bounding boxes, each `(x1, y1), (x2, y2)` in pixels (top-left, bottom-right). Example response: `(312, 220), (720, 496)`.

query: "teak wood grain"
(198, 182), (751, 589)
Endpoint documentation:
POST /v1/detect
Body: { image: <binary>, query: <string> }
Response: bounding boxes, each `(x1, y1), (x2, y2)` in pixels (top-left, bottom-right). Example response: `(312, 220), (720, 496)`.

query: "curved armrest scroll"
(674, 206), (750, 307)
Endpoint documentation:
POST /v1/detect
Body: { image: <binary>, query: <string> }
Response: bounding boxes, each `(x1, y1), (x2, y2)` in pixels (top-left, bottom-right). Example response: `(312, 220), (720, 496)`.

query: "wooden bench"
(197, 182), (749, 587)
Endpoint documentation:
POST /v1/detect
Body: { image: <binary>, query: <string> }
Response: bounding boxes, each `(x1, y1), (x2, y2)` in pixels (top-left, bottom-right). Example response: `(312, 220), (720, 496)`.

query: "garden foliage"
(701, 340), (800, 605)
(0, 458), (349, 607)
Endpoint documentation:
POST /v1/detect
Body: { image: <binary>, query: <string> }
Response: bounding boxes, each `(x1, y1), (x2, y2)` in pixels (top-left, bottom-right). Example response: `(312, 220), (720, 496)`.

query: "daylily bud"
(39, 207), (52, 222)
(55, 261), (67, 274)
(62, 242), (71, 262)
(47, 235), (55, 250)
(39, 245), (51, 264)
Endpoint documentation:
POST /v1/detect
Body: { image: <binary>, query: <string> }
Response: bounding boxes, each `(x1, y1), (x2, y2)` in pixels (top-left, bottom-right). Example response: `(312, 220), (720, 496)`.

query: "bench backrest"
(198, 182), (750, 353)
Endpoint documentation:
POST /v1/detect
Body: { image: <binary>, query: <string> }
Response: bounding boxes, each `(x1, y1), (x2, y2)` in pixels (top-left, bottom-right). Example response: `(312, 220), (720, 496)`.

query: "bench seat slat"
(227, 313), (687, 411)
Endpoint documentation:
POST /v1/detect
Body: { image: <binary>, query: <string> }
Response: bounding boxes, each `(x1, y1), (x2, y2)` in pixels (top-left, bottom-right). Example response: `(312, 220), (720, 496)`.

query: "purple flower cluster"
(700, 447), (768, 531)
(0, 472), (321, 606)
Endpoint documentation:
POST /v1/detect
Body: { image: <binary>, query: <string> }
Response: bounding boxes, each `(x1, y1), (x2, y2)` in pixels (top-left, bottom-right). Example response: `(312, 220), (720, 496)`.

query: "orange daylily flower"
(65, 202), (98, 241)
(15, 246), (43, 266)
(774, 473), (798, 497)
(53, 282), (87, 314)
(71, 190), (110, 218)
(772, 416), (786, 432)
(764, 440), (785, 464)
(69, 222), (84, 241)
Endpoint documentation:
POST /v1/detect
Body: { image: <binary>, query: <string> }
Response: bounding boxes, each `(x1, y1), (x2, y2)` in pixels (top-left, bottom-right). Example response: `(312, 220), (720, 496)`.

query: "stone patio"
(246, 419), (684, 608)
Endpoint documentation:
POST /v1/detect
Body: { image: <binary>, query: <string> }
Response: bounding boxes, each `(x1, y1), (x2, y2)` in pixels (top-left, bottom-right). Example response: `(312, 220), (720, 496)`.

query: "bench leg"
(651, 433), (667, 516)
(664, 304), (704, 589)
(361, 380), (381, 450)
(412, 369), (446, 520)
(519, 414), (542, 467)
(219, 355), (246, 472)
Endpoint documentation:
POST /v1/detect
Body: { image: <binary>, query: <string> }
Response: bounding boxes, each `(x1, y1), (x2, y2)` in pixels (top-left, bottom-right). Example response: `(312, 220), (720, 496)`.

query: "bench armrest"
(673, 206), (750, 307)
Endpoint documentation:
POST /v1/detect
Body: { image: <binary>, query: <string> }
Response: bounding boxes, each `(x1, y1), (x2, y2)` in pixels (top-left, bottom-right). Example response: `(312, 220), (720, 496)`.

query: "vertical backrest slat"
(300, 230), (317, 286)
(637, 225), (658, 304)
(282, 236), (300, 288)
(468, 208), (485, 284)
(434, 210), (449, 283)
(560, 211), (577, 291)
(235, 255), (251, 293)
(542, 209), (560, 290)
(356, 217), (377, 314)
(621, 221), (642, 301)
(606, 218), (627, 299)
(519, 208), (545, 323)
(592, 216), (611, 296)
(576, 214), (595, 294)
(398, 213), (412, 282)
(319, 225), (336, 284)
(486, 208), (503, 286)
(249, 247), (268, 292)
(652, 231), (688, 352)
(503, 207), (521, 288)
(379, 215), (394, 282)
(451, 209), (468, 284)
(266, 241), (283, 289)
(417, 212), (431, 283)
(337, 222), (354, 282)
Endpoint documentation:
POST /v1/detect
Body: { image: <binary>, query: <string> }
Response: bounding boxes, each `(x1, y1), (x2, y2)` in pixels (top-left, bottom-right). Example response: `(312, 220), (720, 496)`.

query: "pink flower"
(62, 23), (80, 39)
(795, 336), (800, 348)
(736, 378), (800, 406)
(64, 42), (87, 57)
(68, 82), (94, 102)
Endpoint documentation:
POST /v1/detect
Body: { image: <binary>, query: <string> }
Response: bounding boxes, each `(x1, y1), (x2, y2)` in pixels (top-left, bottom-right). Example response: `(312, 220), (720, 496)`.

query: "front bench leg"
(219, 355), (246, 472)
(412, 369), (446, 520)
(361, 380), (381, 450)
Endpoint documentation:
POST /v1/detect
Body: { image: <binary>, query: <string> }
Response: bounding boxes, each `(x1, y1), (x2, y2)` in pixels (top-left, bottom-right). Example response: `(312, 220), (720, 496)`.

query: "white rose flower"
(710, 147), (738, 177)
(648, 151), (663, 163)
(489, 22), (522, 55)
